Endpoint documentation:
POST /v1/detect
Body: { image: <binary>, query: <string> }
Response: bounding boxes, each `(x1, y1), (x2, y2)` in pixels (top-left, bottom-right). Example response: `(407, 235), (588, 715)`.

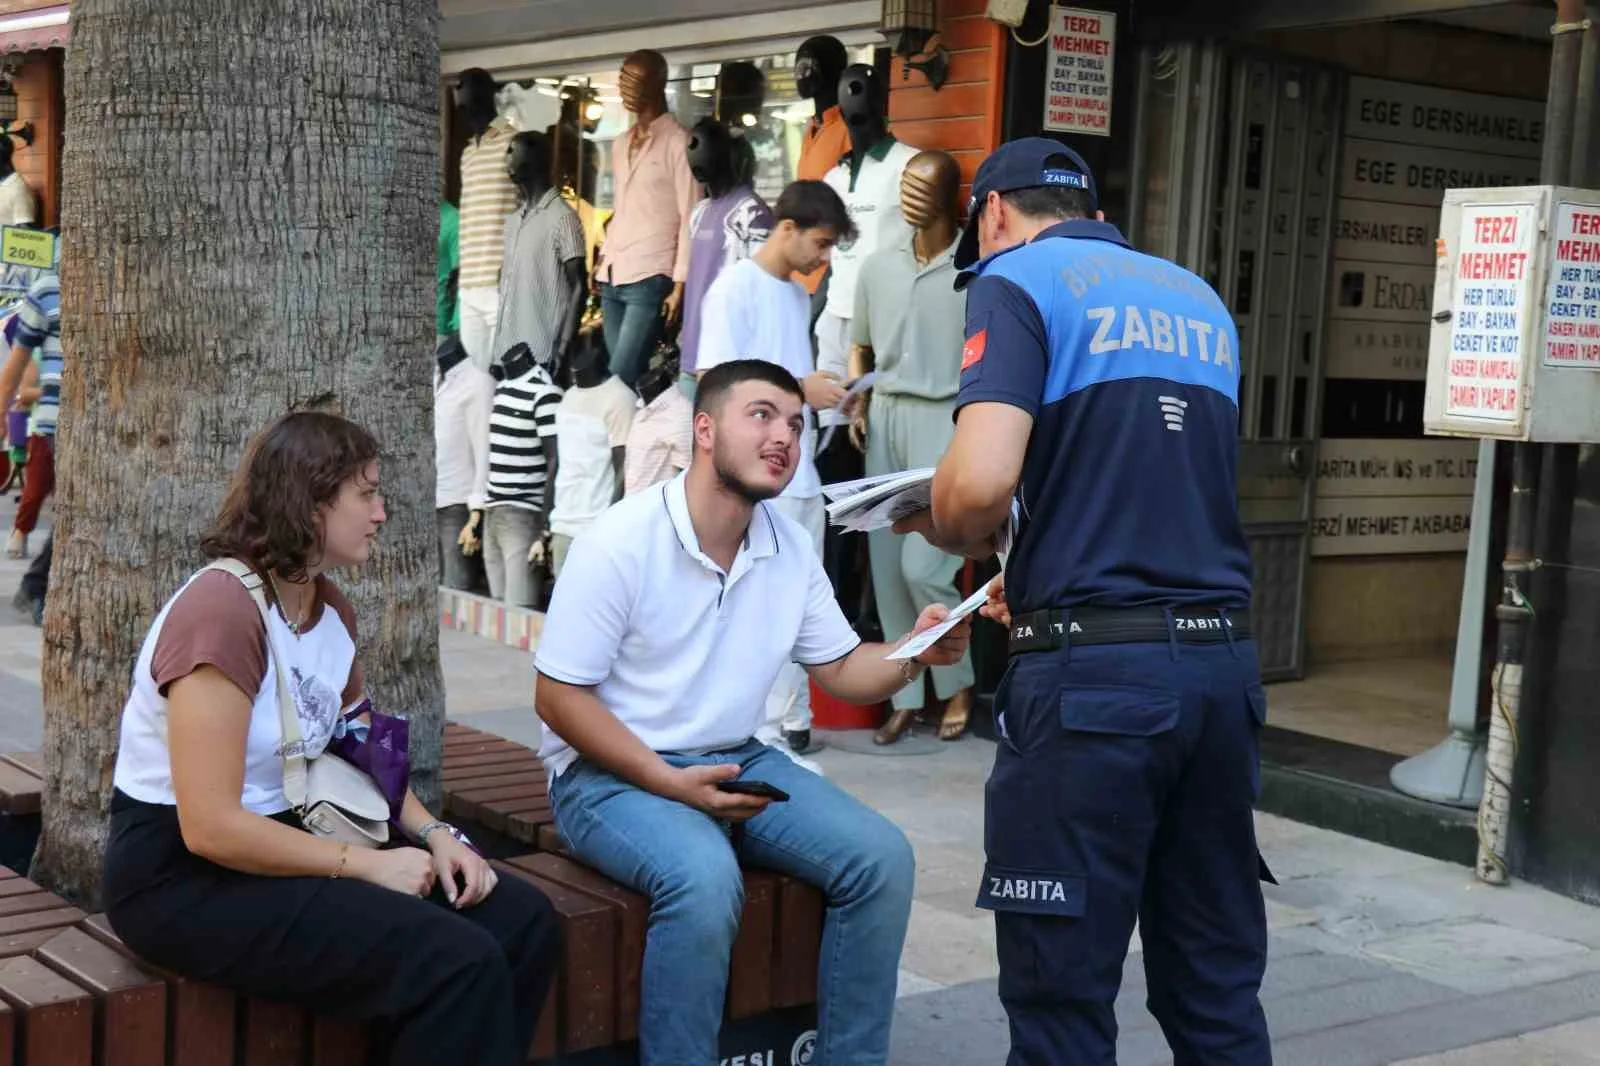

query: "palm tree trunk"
(33, 0), (443, 906)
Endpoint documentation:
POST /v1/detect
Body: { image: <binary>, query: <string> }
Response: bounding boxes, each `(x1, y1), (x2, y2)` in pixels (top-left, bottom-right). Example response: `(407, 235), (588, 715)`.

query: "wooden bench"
(0, 725), (823, 1063)
(440, 722), (825, 1064)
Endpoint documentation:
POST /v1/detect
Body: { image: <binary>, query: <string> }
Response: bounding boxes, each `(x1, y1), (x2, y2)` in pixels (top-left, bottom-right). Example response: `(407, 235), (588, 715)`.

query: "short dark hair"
(694, 359), (805, 417)
(774, 180), (857, 243)
(1000, 153), (1094, 221)
(199, 412), (381, 582)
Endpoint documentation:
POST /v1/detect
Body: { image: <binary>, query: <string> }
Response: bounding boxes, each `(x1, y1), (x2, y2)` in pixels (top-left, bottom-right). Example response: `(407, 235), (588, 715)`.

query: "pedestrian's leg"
(499, 508), (539, 608)
(19, 530), (48, 603)
(482, 508), (508, 602)
(732, 744), (916, 1066)
(982, 647), (1181, 1066)
(1140, 642), (1271, 1066)
(10, 433), (51, 554)
(437, 504), (473, 590)
(548, 759), (745, 1066)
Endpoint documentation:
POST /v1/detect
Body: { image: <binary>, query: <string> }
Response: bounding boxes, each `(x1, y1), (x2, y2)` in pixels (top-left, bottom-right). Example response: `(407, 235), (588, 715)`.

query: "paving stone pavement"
(2, 494), (1599, 1063)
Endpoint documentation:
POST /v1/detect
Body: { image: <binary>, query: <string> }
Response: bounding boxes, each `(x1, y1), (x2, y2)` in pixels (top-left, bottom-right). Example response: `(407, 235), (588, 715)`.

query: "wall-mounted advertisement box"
(1423, 186), (1600, 442)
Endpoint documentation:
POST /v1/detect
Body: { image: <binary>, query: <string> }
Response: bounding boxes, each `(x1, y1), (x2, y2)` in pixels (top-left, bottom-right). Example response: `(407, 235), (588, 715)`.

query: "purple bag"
(326, 698), (411, 827)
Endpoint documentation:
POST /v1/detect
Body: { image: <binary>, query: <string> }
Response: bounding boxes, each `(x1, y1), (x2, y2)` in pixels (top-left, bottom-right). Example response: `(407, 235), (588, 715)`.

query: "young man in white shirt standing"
(694, 180), (855, 757)
(535, 359), (970, 1066)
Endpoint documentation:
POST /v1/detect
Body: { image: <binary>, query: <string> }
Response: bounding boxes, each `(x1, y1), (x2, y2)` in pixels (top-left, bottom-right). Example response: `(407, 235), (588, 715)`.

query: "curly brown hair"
(199, 411), (381, 582)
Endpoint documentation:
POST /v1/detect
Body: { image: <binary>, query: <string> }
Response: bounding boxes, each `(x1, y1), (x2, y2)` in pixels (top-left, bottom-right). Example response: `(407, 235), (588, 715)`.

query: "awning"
(0, 5), (68, 56)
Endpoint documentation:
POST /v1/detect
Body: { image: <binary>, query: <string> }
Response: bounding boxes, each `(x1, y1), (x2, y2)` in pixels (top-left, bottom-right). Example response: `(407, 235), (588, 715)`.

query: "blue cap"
(954, 137), (1098, 270)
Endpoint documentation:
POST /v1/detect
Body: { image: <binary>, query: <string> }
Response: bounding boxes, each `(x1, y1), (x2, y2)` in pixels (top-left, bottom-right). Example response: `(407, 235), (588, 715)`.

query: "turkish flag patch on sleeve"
(961, 328), (988, 371)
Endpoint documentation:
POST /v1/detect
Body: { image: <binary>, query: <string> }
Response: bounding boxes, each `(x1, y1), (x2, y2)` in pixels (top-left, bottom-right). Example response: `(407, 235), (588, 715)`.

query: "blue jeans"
(600, 274), (673, 388)
(550, 740), (915, 1066)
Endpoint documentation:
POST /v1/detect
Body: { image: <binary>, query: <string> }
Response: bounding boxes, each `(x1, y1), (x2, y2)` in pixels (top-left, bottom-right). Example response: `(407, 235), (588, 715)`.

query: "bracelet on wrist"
(331, 843), (349, 879)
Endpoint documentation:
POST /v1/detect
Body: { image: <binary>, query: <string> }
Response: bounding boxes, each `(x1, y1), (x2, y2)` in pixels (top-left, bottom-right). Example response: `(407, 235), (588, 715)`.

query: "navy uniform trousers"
(979, 619), (1272, 1065)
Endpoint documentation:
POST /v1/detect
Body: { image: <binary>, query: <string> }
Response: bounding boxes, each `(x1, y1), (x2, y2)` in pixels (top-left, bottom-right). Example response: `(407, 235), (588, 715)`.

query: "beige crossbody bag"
(205, 559), (391, 849)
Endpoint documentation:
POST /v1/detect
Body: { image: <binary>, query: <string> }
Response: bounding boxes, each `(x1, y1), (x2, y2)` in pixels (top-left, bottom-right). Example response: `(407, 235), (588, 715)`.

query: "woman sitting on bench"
(102, 411), (560, 1066)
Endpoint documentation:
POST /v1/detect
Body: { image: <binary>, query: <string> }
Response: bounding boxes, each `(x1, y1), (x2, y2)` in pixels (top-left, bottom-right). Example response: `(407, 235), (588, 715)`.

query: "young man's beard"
(712, 439), (784, 504)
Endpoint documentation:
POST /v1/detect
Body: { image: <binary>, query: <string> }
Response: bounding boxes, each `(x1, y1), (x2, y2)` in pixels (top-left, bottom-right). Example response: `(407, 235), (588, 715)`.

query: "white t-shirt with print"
(694, 258), (821, 500)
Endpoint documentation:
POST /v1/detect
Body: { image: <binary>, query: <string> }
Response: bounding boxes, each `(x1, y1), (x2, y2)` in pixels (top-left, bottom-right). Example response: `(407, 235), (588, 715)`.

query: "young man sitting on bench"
(534, 359), (970, 1066)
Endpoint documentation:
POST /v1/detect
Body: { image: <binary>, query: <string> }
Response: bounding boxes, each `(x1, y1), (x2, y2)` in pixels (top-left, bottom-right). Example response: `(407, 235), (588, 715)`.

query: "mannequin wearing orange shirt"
(793, 35), (851, 298)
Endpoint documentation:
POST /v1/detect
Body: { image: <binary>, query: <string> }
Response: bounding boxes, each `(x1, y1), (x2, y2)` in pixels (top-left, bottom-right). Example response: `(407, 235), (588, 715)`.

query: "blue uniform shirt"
(956, 219), (1253, 615)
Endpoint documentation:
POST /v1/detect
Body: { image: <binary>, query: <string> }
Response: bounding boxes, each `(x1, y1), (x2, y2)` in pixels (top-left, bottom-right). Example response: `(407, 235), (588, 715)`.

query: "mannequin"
(497, 130), (588, 382)
(624, 348), (693, 496)
(815, 63), (920, 624)
(481, 341), (563, 609)
(0, 135), (35, 226)
(434, 335), (494, 593)
(596, 49), (703, 388)
(548, 330), (636, 577)
(678, 117), (773, 382)
(792, 36), (851, 298)
(846, 149), (975, 744)
(454, 68), (521, 372)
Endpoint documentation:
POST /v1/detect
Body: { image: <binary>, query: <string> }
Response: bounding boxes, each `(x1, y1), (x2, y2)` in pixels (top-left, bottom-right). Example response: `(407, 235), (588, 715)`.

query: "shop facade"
(0, 3), (67, 230)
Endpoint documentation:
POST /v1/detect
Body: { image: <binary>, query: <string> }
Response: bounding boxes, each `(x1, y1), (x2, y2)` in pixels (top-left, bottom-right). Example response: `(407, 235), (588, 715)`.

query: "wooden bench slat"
(441, 766), (546, 791)
(80, 916), (239, 1066)
(242, 999), (307, 1066)
(493, 863), (617, 1055)
(727, 872), (777, 1021)
(0, 891), (78, 920)
(498, 808), (555, 845)
(0, 955), (94, 1066)
(0, 908), (85, 937)
(450, 782), (549, 806)
(507, 854), (647, 1042)
(33, 927), (167, 1066)
(772, 877), (824, 1009)
(0, 754), (41, 777)
(438, 749), (544, 772)
(310, 1016), (370, 1066)
(0, 763), (41, 816)
(536, 824), (567, 855)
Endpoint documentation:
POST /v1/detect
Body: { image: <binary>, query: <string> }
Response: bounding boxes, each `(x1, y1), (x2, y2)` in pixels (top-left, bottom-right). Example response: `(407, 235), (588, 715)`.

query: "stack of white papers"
(820, 468), (1020, 555)
(822, 469), (937, 533)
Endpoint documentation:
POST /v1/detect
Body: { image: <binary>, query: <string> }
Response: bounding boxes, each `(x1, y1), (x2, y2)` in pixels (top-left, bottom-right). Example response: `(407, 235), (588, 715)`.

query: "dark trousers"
(813, 426), (873, 633)
(980, 633), (1271, 1065)
(19, 529), (48, 603)
(103, 794), (561, 1066)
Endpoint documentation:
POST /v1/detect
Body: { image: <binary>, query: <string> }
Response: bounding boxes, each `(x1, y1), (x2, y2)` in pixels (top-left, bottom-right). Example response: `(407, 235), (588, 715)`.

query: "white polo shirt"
(534, 471), (862, 777)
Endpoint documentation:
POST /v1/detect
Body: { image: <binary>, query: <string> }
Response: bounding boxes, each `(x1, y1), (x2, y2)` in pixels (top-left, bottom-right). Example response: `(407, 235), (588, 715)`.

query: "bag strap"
(202, 558), (308, 813)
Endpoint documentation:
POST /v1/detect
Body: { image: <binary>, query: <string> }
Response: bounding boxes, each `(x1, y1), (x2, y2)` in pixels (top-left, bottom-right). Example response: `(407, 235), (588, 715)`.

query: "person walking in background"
(6, 268), (58, 560)
(694, 180), (856, 760)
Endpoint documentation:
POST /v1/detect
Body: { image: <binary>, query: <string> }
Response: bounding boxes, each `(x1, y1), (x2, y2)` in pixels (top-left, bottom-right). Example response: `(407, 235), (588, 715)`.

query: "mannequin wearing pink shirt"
(594, 50), (703, 389)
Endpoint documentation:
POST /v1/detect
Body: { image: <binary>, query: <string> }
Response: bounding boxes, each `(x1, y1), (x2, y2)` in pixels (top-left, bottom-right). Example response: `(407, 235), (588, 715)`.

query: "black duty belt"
(1008, 605), (1251, 655)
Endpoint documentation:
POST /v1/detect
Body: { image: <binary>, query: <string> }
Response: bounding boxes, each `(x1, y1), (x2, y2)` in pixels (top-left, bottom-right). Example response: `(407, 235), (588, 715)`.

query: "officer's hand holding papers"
(820, 467), (1018, 551)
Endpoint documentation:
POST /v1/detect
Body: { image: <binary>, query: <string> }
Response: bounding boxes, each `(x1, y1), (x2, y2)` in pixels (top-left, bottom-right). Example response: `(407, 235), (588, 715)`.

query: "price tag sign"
(0, 227), (54, 270)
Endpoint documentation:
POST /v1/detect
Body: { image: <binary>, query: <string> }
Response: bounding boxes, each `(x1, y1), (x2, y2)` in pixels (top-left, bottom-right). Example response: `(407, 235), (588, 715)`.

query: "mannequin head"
(619, 50), (669, 119)
(687, 117), (739, 199)
(635, 353), (679, 406)
(507, 130), (554, 202)
(837, 63), (888, 158)
(901, 150), (962, 232)
(714, 61), (766, 131)
(454, 68), (499, 138)
(763, 180), (857, 276)
(568, 330), (612, 389)
(493, 341), (539, 383)
(794, 36), (848, 114)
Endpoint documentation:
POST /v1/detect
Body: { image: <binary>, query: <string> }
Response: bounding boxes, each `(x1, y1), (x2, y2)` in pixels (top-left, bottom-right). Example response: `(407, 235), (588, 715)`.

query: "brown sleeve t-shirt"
(150, 570), (364, 706)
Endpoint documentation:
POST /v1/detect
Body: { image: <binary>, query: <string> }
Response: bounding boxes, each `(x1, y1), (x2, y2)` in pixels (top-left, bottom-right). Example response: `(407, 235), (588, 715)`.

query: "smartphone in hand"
(715, 780), (791, 802)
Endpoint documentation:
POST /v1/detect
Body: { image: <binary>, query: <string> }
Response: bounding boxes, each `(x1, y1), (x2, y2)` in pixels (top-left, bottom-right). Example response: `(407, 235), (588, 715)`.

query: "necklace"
(268, 573), (313, 635)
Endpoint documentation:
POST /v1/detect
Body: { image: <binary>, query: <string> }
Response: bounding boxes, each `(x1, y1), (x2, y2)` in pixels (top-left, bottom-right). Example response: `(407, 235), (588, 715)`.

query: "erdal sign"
(1424, 186), (1600, 443)
(1043, 7), (1115, 137)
